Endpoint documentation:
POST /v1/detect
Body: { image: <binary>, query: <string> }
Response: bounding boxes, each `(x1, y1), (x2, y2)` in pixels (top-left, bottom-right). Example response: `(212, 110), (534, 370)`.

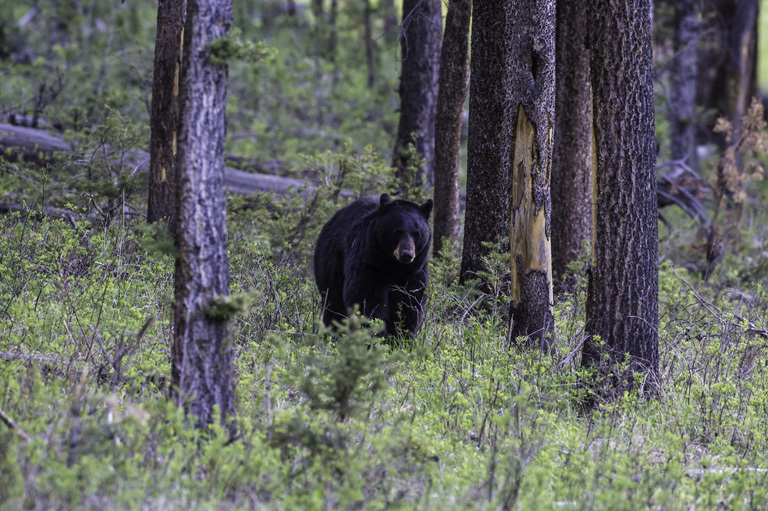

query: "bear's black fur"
(314, 193), (433, 338)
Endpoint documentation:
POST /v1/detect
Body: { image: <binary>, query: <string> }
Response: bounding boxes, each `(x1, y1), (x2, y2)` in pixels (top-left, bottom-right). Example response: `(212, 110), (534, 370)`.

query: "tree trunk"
(328, 0), (338, 62)
(551, 0), (591, 291)
(392, 0), (442, 192)
(147, 0), (186, 226)
(583, 0), (659, 394)
(432, 0), (471, 258)
(508, 0), (556, 351)
(382, 0), (398, 37)
(363, 0), (375, 89)
(172, 0), (237, 435)
(668, 0), (700, 170)
(459, 0), (511, 283)
(696, 0), (758, 149)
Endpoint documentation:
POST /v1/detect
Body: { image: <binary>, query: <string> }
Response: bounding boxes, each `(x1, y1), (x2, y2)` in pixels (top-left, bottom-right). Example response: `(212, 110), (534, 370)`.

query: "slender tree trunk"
(363, 0), (375, 90)
(379, 0), (397, 37)
(459, 0), (511, 282)
(392, 0), (442, 192)
(697, 0), (758, 149)
(312, 0), (325, 124)
(172, 0), (237, 434)
(668, 0), (700, 171)
(551, 0), (591, 290)
(727, 0), (758, 136)
(148, 0), (186, 226)
(508, 0), (556, 351)
(432, 0), (471, 258)
(583, 0), (659, 394)
(328, 0), (338, 61)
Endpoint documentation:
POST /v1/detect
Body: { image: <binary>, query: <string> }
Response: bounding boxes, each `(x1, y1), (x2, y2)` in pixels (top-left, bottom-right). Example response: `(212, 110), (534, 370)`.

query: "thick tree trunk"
(147, 0), (186, 226)
(508, 0), (556, 351)
(551, 0), (591, 290)
(583, 0), (659, 393)
(392, 0), (442, 192)
(668, 0), (700, 169)
(432, 0), (471, 258)
(459, 0), (511, 283)
(172, 0), (237, 434)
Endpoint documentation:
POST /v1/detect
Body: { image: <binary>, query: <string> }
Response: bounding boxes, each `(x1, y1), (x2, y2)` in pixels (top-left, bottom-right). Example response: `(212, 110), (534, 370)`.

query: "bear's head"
(376, 193), (433, 264)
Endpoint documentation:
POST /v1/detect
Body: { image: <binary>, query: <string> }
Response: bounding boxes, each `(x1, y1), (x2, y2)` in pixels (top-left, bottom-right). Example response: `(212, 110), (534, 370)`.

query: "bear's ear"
(419, 198), (434, 218)
(379, 193), (392, 206)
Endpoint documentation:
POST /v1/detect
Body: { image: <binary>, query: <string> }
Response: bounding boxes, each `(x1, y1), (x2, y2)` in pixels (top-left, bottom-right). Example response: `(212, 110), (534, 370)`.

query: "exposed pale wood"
(506, 0), (556, 351)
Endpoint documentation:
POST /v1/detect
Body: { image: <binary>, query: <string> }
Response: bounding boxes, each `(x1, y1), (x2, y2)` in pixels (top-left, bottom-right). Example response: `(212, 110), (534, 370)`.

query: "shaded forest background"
(1, 1), (768, 510)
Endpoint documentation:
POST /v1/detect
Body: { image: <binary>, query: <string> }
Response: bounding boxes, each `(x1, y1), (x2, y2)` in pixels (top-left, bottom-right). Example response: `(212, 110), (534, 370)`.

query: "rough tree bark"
(583, 0), (659, 393)
(551, 0), (591, 290)
(392, 0), (442, 192)
(172, 0), (237, 434)
(432, 0), (471, 258)
(459, 0), (511, 283)
(508, 0), (556, 350)
(148, 0), (186, 226)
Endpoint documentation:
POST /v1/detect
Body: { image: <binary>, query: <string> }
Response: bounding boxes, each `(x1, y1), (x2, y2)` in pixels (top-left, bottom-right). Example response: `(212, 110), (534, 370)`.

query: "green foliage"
(207, 28), (275, 66)
(395, 141), (430, 202)
(3, 1), (768, 509)
(3, 203), (768, 508)
(294, 315), (394, 421)
(206, 293), (251, 323)
(227, 141), (396, 261)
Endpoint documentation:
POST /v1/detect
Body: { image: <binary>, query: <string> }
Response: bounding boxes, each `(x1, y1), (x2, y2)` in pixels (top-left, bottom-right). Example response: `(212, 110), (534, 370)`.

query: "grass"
(2, 0), (768, 508)
(1, 198), (768, 510)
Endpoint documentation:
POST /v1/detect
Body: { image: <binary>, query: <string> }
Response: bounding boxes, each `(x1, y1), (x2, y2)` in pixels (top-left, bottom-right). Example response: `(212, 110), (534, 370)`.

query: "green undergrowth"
(1, 205), (768, 510)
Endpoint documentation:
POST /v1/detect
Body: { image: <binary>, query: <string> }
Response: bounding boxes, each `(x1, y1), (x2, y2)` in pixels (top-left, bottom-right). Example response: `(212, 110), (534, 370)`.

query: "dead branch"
(669, 262), (768, 339)
(0, 406), (31, 442)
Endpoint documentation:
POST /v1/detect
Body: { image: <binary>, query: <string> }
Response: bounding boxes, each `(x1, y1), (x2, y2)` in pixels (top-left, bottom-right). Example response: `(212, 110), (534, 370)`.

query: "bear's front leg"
(388, 268), (428, 337)
(342, 268), (391, 333)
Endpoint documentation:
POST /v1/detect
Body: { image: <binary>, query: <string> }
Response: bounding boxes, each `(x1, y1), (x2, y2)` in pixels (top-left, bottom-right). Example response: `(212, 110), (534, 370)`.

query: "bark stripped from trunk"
(172, 0), (236, 435)
(551, 0), (591, 290)
(433, 0), (471, 258)
(583, 0), (659, 393)
(507, 0), (555, 351)
(459, 0), (511, 283)
(148, 0), (186, 225)
(393, 0), (442, 191)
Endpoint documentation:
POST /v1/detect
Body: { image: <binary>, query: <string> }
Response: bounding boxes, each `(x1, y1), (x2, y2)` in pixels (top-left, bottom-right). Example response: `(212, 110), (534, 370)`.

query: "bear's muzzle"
(394, 237), (416, 264)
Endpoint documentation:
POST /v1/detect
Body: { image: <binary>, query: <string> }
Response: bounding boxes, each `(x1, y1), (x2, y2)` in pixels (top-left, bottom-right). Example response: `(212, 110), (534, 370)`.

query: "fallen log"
(1, 123), (710, 222)
(0, 123), (305, 195)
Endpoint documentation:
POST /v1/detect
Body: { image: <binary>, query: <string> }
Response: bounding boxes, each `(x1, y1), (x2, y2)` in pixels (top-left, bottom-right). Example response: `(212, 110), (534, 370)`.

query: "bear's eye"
(393, 229), (403, 236)
(413, 231), (421, 240)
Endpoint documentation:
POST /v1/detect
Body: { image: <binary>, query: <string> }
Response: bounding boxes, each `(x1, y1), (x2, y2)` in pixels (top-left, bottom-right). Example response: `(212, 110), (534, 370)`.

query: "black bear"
(314, 193), (433, 338)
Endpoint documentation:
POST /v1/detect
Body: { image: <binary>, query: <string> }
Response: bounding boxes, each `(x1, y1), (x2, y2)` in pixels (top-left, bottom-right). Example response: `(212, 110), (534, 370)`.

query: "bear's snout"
(394, 237), (416, 264)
